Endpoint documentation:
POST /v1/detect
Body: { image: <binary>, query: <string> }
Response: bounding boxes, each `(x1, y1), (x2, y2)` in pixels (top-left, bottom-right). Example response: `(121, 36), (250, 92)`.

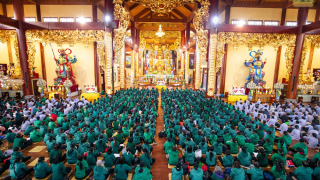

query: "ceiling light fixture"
(156, 24), (165, 37)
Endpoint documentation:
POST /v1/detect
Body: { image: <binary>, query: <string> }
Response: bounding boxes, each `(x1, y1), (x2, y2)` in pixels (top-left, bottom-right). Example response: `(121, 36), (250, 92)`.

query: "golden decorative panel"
(0, 30), (21, 76)
(216, 32), (296, 82)
(207, 34), (217, 96)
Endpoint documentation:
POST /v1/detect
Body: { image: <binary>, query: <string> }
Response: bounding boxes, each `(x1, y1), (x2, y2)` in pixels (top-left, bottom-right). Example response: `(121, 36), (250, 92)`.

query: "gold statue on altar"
(299, 70), (315, 85)
(155, 55), (165, 74)
(148, 53), (154, 72)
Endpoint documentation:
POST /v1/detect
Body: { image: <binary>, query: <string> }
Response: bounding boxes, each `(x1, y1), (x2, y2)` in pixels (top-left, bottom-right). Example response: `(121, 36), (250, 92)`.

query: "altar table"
(253, 94), (274, 103)
(228, 95), (247, 102)
(155, 85), (167, 92)
(80, 93), (100, 102)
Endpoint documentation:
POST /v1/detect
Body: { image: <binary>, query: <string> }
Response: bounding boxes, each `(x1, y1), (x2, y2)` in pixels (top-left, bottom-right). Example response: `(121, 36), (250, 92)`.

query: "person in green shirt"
(245, 162), (264, 180)
(189, 163), (203, 180)
(140, 148), (154, 169)
(126, 137), (136, 154)
(9, 156), (34, 180)
(236, 132), (246, 146)
(106, 124), (113, 138)
(24, 124), (35, 135)
(113, 120), (119, 130)
(263, 138), (273, 155)
(12, 133), (32, 150)
(115, 130), (125, 144)
(184, 145), (195, 165)
(75, 155), (92, 179)
(237, 147), (252, 167)
(94, 160), (109, 180)
(280, 131), (292, 146)
(226, 137), (239, 154)
(114, 157), (132, 180)
(34, 117), (41, 128)
(206, 146), (216, 167)
(220, 150), (234, 167)
(123, 147), (135, 166)
(164, 137), (174, 154)
(48, 119), (55, 130)
(168, 146), (179, 165)
(104, 147), (116, 169)
(256, 148), (268, 167)
(40, 121), (48, 136)
(122, 124), (129, 137)
(313, 161), (320, 180)
(50, 144), (66, 164)
(290, 138), (308, 155)
(51, 155), (71, 180)
(95, 135), (107, 153)
(66, 143), (78, 164)
(34, 157), (51, 179)
(132, 161), (153, 180)
(5, 129), (15, 143)
(46, 136), (56, 152)
(30, 127), (43, 142)
(293, 148), (307, 167)
(10, 147), (31, 164)
(78, 137), (90, 155)
(271, 160), (287, 180)
(133, 129), (142, 144)
(293, 160), (313, 180)
(213, 138), (223, 155)
(143, 128), (153, 144)
(230, 161), (245, 180)
(171, 163), (183, 180)
(86, 147), (101, 168)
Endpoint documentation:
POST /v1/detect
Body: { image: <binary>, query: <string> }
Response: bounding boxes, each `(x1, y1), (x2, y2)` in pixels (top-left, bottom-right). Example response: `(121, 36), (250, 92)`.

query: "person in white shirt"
(304, 133), (319, 148)
(39, 112), (46, 121)
(21, 119), (31, 131)
(278, 123), (288, 134)
(30, 115), (37, 124)
(307, 113), (314, 122)
(267, 116), (277, 127)
(289, 125), (301, 140)
(252, 110), (259, 119)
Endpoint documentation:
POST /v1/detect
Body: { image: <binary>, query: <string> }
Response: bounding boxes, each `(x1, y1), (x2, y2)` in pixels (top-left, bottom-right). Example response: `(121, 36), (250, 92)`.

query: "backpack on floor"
(263, 172), (274, 180)
(224, 167), (232, 175)
(158, 130), (166, 138)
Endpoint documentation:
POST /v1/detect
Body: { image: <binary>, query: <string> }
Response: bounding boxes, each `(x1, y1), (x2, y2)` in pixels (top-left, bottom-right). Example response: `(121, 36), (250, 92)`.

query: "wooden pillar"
(186, 22), (190, 45)
(219, 5), (230, 94)
(92, 5), (101, 92)
(2, 1), (7, 17)
(209, 0), (219, 26)
(286, 7), (308, 100)
(280, 8), (286, 26)
(13, 0), (33, 96)
(273, 8), (286, 86)
(307, 8), (320, 70)
(36, 4), (41, 22)
(105, 0), (113, 23)
(181, 30), (185, 49)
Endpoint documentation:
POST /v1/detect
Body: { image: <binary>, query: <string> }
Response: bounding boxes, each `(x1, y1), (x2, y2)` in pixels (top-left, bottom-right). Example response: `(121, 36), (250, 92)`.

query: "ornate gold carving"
(25, 30), (106, 75)
(300, 35), (320, 81)
(105, 32), (113, 95)
(185, 51), (189, 83)
(113, 1), (130, 89)
(216, 32), (297, 83)
(207, 34), (217, 96)
(0, 30), (21, 76)
(128, 0), (198, 13)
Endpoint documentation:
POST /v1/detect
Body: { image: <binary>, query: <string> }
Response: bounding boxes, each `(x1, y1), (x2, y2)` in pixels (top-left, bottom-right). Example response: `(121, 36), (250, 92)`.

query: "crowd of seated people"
(0, 88), (159, 180)
(160, 89), (320, 180)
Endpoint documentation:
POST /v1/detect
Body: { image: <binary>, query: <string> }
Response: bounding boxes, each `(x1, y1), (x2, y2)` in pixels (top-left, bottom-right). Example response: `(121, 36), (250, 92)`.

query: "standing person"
(94, 160), (109, 180)
(51, 155), (72, 180)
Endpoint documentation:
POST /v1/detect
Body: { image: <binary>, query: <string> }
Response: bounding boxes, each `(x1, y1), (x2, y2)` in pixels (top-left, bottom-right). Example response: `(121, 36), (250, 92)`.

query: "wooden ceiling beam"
(98, 4), (105, 13)
(129, 3), (140, 11)
(217, 24), (298, 33)
(302, 21), (320, 33)
(0, 15), (19, 28)
(170, 12), (179, 19)
(26, 0), (38, 4)
(24, 22), (105, 30)
(183, 4), (193, 12)
(135, 8), (150, 18)
(172, 9), (187, 20)
(124, 3), (134, 21)
(187, 2), (199, 22)
(134, 17), (187, 23)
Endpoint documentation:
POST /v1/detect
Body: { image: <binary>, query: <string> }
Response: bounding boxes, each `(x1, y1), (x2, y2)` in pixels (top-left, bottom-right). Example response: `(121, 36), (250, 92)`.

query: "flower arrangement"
(63, 80), (73, 93)
(37, 79), (46, 93)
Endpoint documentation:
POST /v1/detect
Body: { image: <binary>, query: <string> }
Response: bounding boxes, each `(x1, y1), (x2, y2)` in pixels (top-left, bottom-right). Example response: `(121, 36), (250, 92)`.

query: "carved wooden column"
(13, 0), (33, 96)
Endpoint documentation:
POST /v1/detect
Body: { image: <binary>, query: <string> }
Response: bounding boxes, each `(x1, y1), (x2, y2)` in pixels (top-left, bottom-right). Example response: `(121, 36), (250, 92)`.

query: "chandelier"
(130, 0), (196, 13)
(156, 25), (165, 37)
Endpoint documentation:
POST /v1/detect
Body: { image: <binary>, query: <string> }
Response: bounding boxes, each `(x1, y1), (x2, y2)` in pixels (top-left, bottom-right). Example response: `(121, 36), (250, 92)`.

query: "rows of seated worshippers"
(0, 88), (158, 180)
(161, 88), (320, 180)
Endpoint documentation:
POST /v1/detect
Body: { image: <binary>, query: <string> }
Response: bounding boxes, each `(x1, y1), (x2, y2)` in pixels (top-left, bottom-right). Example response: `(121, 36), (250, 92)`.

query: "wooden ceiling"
(3, 0), (320, 32)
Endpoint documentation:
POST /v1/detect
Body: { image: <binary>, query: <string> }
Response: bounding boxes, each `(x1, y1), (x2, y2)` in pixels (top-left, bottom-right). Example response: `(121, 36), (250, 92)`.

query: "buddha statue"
(165, 51), (172, 73)
(300, 70), (315, 85)
(155, 55), (165, 74)
(148, 54), (154, 73)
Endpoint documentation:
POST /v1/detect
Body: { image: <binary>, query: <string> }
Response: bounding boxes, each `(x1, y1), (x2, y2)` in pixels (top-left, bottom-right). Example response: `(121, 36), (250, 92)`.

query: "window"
(231, 20), (246, 25)
(25, 17), (36, 22)
(76, 17), (91, 23)
(286, 21), (297, 26)
(60, 17), (75, 22)
(43, 17), (58, 22)
(248, 20), (263, 25)
(306, 21), (312, 25)
(264, 21), (279, 26)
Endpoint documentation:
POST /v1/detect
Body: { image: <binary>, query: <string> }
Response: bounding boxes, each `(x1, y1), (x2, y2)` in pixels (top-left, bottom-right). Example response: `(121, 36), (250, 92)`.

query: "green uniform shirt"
(75, 160), (89, 179)
(230, 168), (245, 180)
(222, 155), (234, 167)
(9, 162), (28, 179)
(237, 151), (252, 166)
(51, 162), (68, 180)
(104, 153), (116, 168)
(205, 152), (216, 166)
(94, 166), (109, 180)
(6, 132), (15, 143)
(66, 149), (78, 164)
(271, 165), (286, 180)
(246, 167), (264, 180)
(12, 138), (26, 149)
(168, 150), (179, 165)
(190, 168), (203, 180)
(184, 151), (195, 165)
(132, 166), (153, 180)
(30, 130), (43, 142)
(114, 164), (132, 180)
(34, 161), (51, 179)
